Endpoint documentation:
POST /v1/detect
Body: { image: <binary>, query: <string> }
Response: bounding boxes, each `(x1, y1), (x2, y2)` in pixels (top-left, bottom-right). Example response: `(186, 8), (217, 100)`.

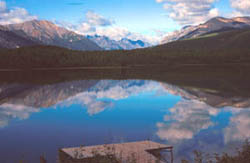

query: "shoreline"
(0, 63), (250, 72)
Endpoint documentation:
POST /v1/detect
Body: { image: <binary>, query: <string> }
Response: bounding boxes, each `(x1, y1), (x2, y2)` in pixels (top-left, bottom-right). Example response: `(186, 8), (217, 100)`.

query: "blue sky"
(1, 0), (250, 42)
(5, 0), (178, 34)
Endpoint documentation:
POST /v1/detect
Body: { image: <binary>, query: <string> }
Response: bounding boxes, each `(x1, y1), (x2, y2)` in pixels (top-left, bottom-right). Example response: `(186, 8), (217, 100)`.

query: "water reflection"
(156, 98), (250, 161)
(59, 80), (164, 115)
(0, 104), (38, 128)
(0, 80), (98, 108)
(224, 109), (250, 143)
(157, 99), (217, 142)
(0, 78), (249, 162)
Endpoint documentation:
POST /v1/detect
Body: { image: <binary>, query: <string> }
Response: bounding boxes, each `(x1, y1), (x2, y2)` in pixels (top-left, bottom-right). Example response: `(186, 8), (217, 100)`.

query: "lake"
(0, 67), (250, 162)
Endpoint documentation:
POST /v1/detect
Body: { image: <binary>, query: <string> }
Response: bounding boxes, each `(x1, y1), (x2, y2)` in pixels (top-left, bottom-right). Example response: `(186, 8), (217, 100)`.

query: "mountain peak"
(28, 20), (60, 28)
(204, 16), (250, 26)
(203, 17), (234, 27)
(161, 16), (250, 44)
(6, 20), (71, 38)
(232, 17), (250, 25)
(12, 19), (56, 28)
(208, 17), (230, 22)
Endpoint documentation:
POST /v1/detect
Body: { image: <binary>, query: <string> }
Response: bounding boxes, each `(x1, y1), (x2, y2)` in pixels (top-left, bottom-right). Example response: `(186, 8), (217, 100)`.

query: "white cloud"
(228, 11), (244, 18)
(95, 26), (161, 44)
(76, 22), (96, 33)
(156, 0), (219, 25)
(0, 1), (37, 25)
(231, 0), (250, 15)
(85, 11), (113, 26)
(71, 11), (113, 34)
(94, 26), (131, 41)
(56, 11), (160, 44)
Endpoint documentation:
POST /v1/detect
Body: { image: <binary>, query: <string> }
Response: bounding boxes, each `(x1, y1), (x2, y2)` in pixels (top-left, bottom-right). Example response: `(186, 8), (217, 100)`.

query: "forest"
(0, 29), (250, 69)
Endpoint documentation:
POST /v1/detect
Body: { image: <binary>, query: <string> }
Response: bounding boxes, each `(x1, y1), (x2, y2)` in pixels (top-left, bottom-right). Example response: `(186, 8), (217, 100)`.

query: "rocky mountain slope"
(5, 20), (102, 51)
(0, 25), (38, 48)
(161, 17), (250, 44)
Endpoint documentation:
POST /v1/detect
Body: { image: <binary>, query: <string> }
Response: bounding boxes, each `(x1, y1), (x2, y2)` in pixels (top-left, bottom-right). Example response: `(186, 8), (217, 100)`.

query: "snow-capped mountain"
(87, 35), (151, 50)
(87, 35), (123, 50)
(118, 38), (151, 50)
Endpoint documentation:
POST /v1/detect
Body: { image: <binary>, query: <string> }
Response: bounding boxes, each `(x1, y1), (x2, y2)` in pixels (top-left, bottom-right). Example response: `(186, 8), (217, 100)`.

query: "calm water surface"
(0, 78), (249, 162)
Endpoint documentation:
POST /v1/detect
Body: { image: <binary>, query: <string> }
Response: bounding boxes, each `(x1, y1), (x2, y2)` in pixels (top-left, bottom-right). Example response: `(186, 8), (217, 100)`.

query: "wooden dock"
(59, 141), (173, 163)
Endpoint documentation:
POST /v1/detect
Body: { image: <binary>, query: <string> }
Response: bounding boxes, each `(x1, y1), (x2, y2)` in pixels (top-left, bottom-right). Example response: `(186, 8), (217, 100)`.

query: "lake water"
(0, 69), (250, 163)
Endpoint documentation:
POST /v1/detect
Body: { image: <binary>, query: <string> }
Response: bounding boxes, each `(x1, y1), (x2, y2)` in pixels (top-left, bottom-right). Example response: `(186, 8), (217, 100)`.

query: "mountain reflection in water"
(0, 68), (250, 162)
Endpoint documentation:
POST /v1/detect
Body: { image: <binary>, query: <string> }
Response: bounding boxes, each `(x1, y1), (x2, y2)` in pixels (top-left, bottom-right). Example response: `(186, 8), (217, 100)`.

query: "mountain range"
(1, 16), (249, 50)
(87, 35), (151, 50)
(0, 16), (250, 51)
(0, 19), (150, 51)
(161, 16), (250, 44)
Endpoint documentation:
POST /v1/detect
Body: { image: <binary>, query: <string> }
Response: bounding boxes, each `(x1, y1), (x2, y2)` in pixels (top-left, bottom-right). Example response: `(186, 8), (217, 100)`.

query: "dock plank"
(60, 141), (173, 163)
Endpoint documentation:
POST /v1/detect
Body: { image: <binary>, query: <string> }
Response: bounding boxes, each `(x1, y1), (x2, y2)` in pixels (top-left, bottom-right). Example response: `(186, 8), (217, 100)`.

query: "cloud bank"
(57, 11), (160, 44)
(230, 0), (250, 15)
(156, 0), (219, 25)
(0, 1), (37, 25)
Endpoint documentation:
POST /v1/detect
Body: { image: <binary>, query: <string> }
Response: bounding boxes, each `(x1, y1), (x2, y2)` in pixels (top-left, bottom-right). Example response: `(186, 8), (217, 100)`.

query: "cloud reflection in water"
(58, 80), (164, 115)
(0, 103), (39, 128)
(156, 98), (250, 161)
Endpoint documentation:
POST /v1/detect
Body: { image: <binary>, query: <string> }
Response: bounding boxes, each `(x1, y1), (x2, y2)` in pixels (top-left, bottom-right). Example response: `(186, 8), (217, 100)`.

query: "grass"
(182, 140), (250, 163)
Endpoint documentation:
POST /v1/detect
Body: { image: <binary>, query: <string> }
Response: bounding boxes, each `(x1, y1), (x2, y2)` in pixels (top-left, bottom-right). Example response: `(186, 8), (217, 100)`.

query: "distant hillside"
(0, 29), (249, 69)
(157, 29), (250, 53)
(161, 16), (250, 44)
(5, 20), (102, 51)
(0, 25), (38, 48)
(87, 35), (150, 50)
